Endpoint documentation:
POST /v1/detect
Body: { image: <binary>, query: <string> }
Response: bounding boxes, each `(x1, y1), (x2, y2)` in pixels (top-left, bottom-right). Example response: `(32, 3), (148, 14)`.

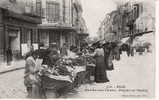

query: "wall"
(0, 9), (4, 63)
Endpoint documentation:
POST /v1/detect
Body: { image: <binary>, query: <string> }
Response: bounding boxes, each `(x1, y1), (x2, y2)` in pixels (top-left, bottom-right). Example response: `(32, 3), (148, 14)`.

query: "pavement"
(0, 60), (25, 75)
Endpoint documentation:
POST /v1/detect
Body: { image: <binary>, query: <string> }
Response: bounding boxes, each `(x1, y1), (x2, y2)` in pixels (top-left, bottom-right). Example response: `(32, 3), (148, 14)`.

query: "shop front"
(7, 27), (21, 60)
(0, 8), (41, 63)
(38, 25), (77, 50)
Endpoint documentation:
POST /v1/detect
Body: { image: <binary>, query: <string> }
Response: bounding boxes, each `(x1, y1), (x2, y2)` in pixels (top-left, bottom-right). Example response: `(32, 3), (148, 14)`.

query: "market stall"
(38, 54), (93, 98)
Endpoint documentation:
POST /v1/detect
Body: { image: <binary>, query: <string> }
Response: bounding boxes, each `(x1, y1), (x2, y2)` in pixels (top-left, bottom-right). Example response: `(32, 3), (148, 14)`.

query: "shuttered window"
(46, 1), (60, 23)
(21, 29), (31, 43)
(36, 0), (42, 17)
(32, 29), (38, 43)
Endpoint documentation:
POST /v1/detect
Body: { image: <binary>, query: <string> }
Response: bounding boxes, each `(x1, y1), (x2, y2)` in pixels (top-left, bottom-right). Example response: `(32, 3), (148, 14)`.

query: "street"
(0, 70), (26, 98)
(65, 34), (155, 98)
(0, 34), (155, 98)
(64, 49), (155, 98)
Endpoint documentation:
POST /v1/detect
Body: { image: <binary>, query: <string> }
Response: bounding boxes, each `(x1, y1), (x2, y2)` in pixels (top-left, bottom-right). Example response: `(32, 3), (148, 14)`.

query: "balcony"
(4, 9), (42, 24)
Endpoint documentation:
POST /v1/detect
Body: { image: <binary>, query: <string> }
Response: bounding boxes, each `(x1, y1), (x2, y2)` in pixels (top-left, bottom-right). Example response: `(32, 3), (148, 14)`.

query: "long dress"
(94, 48), (109, 83)
(24, 56), (41, 98)
(103, 43), (114, 71)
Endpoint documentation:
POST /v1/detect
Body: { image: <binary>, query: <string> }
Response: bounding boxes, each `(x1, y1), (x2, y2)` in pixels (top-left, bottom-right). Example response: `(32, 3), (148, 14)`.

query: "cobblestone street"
(0, 34), (155, 98)
(0, 50), (154, 98)
(0, 69), (26, 98)
(0, 45), (155, 98)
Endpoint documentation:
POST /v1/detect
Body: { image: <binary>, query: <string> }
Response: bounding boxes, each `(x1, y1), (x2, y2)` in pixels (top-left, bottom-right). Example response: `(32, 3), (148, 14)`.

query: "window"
(46, 1), (60, 23)
(21, 29), (27, 43)
(21, 29), (31, 43)
(133, 4), (140, 19)
(32, 30), (38, 43)
(36, 0), (42, 17)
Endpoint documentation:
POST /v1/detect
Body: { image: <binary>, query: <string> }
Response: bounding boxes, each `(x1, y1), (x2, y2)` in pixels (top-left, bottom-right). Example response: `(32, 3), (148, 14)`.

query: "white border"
(2, 1), (159, 100)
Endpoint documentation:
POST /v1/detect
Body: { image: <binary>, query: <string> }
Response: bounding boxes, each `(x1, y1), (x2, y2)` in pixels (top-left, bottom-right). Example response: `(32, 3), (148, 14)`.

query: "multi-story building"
(97, 11), (120, 42)
(97, 14), (110, 41)
(135, 1), (155, 33)
(97, 0), (154, 42)
(38, 0), (87, 49)
(0, 0), (41, 64)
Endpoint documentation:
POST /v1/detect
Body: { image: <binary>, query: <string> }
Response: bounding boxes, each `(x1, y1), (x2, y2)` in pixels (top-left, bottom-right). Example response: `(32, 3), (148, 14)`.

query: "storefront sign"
(8, 31), (18, 37)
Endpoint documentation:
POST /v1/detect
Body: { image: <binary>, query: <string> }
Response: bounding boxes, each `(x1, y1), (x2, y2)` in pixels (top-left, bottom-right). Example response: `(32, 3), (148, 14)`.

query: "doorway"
(8, 29), (20, 60)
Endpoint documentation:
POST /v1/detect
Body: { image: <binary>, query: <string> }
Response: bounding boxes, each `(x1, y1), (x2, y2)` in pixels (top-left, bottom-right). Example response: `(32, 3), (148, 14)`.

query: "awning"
(121, 37), (130, 43)
(78, 33), (89, 36)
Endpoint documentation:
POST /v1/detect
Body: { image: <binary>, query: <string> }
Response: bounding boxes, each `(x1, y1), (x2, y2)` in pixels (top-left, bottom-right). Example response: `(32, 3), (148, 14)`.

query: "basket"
(41, 75), (73, 91)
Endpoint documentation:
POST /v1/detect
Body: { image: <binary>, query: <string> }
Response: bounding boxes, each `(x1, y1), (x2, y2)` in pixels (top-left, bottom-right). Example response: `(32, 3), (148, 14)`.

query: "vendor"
(24, 51), (42, 98)
(47, 43), (61, 67)
(60, 43), (68, 57)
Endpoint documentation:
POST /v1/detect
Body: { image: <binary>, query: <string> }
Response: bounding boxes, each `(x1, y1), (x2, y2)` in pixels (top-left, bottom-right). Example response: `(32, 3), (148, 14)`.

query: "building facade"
(38, 0), (88, 49)
(97, 0), (154, 42)
(135, 1), (155, 33)
(0, 0), (41, 64)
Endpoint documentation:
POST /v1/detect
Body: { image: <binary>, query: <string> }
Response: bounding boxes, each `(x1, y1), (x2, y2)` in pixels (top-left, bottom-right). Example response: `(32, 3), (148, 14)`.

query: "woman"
(24, 51), (42, 98)
(103, 42), (114, 71)
(93, 44), (109, 83)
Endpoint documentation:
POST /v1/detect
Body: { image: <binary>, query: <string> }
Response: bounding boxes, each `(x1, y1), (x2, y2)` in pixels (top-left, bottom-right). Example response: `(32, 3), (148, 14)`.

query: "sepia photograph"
(0, 0), (156, 99)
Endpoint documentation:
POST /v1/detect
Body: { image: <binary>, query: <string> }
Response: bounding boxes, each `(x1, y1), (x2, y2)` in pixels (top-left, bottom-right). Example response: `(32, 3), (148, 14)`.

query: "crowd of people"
(23, 42), (86, 98)
(23, 41), (117, 98)
(23, 39), (152, 98)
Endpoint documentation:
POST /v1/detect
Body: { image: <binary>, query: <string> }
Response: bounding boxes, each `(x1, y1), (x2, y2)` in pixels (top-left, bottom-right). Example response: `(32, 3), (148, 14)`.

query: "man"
(60, 43), (68, 57)
(48, 43), (60, 67)
(6, 47), (13, 66)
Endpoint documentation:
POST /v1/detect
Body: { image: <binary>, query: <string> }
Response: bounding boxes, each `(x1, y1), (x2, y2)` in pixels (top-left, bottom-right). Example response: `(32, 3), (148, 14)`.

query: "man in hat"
(60, 43), (68, 57)
(47, 43), (60, 67)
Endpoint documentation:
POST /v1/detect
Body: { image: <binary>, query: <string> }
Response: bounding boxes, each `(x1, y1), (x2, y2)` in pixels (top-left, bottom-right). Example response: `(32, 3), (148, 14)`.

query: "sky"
(81, 0), (117, 38)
